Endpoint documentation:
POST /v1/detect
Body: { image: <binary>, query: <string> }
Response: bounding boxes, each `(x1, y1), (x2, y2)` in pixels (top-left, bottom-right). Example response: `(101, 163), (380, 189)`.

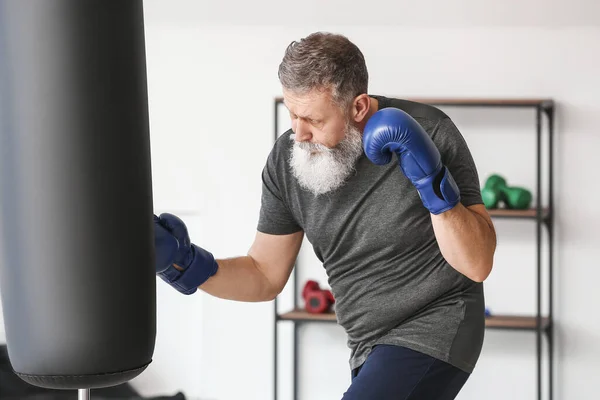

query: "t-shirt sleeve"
(257, 149), (303, 235)
(433, 117), (483, 207)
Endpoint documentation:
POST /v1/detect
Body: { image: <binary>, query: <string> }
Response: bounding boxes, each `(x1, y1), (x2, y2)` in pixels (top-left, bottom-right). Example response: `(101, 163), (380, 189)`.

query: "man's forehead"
(284, 102), (323, 119)
(283, 90), (332, 118)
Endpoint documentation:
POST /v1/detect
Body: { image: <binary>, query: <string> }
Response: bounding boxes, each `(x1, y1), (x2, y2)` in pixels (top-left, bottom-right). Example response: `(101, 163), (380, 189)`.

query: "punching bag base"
(14, 362), (151, 390)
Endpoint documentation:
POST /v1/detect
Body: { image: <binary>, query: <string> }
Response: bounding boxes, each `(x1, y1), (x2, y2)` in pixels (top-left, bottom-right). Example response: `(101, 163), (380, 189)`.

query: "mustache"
(289, 134), (332, 153)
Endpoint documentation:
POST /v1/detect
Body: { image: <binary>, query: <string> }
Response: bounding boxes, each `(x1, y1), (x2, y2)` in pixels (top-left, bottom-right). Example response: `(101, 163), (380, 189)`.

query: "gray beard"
(288, 123), (364, 196)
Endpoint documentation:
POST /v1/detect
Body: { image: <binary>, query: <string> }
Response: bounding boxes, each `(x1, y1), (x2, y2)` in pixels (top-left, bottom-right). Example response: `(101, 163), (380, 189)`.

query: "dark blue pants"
(341, 345), (470, 400)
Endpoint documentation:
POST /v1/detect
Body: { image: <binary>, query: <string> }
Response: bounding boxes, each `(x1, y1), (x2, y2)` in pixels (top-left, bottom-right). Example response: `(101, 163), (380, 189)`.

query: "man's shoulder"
(274, 129), (294, 148)
(265, 128), (294, 170)
(271, 129), (294, 156)
(373, 95), (450, 123)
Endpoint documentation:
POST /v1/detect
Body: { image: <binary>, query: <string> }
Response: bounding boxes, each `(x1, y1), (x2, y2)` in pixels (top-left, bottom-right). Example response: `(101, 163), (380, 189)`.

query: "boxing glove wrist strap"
(158, 244), (219, 295)
(412, 165), (461, 215)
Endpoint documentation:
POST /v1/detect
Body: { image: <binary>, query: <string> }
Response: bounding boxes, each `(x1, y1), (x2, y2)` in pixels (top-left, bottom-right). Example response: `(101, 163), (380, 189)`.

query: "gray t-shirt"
(258, 95), (486, 373)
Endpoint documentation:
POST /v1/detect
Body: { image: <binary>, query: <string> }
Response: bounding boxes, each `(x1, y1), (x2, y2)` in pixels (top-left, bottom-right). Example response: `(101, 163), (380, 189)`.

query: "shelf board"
(484, 315), (551, 331)
(487, 208), (549, 220)
(402, 97), (554, 108)
(278, 309), (338, 323)
(275, 97), (553, 109)
(277, 309), (550, 331)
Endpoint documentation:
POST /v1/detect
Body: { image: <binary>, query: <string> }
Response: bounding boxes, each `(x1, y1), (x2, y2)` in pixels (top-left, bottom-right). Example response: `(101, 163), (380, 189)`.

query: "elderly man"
(154, 31), (496, 399)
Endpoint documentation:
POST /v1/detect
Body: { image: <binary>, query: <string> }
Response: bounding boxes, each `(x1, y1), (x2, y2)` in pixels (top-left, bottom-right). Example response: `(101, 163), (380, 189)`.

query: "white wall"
(133, 4), (600, 398)
(1, 1), (599, 400)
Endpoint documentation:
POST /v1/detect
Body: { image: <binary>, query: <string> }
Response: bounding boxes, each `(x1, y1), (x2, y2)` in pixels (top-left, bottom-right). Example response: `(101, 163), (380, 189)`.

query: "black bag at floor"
(0, 345), (186, 400)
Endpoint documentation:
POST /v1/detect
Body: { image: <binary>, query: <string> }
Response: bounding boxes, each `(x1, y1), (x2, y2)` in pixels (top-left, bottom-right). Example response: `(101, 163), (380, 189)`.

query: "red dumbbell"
(302, 280), (335, 314)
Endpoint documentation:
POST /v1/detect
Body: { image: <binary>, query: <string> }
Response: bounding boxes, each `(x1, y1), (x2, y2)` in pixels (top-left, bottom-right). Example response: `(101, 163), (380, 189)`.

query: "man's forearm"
(431, 203), (496, 282)
(198, 256), (277, 302)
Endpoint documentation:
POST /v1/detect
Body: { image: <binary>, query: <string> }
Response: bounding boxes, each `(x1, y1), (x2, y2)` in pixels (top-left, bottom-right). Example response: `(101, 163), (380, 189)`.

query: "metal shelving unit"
(272, 96), (555, 400)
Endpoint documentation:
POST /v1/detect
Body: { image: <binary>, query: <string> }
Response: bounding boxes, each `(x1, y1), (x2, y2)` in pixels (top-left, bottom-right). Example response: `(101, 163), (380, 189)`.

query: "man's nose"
(293, 119), (312, 142)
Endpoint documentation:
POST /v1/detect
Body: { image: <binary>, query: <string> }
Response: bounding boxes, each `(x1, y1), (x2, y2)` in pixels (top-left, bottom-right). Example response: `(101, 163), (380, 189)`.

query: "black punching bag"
(0, 0), (156, 390)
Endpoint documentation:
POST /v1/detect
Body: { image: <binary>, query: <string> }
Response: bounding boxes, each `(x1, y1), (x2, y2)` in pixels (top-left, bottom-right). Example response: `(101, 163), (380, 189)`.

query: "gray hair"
(278, 32), (369, 109)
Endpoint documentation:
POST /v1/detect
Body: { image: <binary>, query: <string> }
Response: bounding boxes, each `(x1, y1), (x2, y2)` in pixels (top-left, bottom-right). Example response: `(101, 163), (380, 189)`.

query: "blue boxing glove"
(363, 107), (460, 214)
(154, 213), (218, 295)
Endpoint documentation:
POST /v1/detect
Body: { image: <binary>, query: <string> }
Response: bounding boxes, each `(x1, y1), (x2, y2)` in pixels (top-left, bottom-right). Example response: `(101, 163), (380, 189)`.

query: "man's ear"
(351, 94), (371, 123)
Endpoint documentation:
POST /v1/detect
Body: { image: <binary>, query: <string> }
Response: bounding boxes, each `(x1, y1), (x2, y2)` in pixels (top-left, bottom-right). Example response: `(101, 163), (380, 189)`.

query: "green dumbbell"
(482, 174), (532, 210)
(506, 186), (532, 209)
(481, 175), (505, 209)
(481, 187), (501, 209)
(485, 175), (506, 192)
